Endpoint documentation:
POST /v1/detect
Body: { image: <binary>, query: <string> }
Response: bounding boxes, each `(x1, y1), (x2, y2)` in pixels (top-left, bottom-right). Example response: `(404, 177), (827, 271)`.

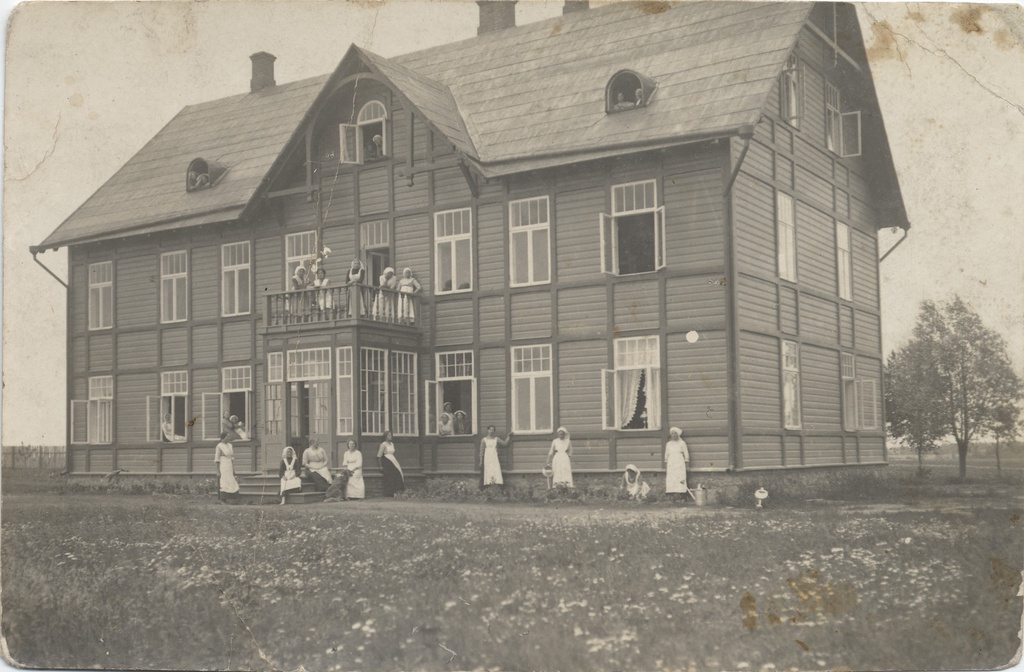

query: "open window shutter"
(146, 396), (160, 442)
(841, 111), (861, 158)
(424, 380), (437, 435)
(599, 213), (615, 275)
(339, 124), (360, 164)
(71, 400), (88, 444)
(654, 206), (667, 269)
(857, 379), (877, 429)
(601, 369), (616, 430)
(202, 393), (221, 441)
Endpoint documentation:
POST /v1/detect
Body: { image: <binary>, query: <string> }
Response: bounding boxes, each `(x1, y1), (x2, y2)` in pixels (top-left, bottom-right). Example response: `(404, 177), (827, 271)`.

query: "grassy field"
(1, 469), (1022, 671)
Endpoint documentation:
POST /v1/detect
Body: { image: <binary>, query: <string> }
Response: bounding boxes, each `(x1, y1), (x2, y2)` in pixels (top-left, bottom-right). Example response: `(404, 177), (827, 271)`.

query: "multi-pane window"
(842, 354), (878, 430)
(341, 100), (388, 164)
(287, 348), (332, 381)
(603, 336), (661, 430)
(391, 351), (418, 436)
(287, 348), (331, 440)
(265, 353), (285, 438)
(782, 341), (802, 429)
(780, 53), (803, 128)
(202, 366), (252, 441)
(336, 347), (354, 435)
(511, 345), (553, 433)
(160, 251), (188, 323)
(600, 179), (666, 276)
(825, 82), (861, 157)
(72, 377), (113, 445)
(361, 348), (388, 435)
(149, 371), (188, 442)
(777, 191), (797, 282)
(426, 351), (476, 435)
(435, 209), (473, 293)
(88, 261), (113, 330)
(285, 231), (317, 288)
(836, 222), (852, 300)
(221, 242), (251, 316)
(509, 196), (551, 286)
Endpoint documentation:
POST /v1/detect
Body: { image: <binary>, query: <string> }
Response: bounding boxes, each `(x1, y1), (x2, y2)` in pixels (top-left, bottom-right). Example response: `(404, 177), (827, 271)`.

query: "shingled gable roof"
(37, 75), (329, 250)
(393, 1), (814, 173)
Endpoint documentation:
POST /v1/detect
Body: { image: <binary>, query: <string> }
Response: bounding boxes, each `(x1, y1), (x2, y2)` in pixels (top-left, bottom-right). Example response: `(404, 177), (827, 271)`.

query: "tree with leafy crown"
(885, 296), (1022, 480)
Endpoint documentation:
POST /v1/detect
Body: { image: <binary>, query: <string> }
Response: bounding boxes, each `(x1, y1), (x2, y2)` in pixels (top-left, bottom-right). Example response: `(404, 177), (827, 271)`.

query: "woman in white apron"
(479, 425), (512, 488)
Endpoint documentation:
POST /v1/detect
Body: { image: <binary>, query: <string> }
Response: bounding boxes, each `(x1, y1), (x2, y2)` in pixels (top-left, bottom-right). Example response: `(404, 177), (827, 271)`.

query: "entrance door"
(287, 380), (331, 466)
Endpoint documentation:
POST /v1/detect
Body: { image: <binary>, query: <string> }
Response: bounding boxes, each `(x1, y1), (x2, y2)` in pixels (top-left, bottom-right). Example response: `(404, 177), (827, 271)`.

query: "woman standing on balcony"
(290, 265), (311, 320)
(346, 259), (366, 317)
(313, 266), (332, 317)
(373, 267), (398, 320)
(397, 267), (421, 322)
(214, 433), (240, 503)
(377, 431), (405, 497)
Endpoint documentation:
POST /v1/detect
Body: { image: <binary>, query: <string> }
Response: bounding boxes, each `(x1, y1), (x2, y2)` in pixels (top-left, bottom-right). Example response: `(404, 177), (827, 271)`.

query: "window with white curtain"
(602, 336), (661, 430)
(836, 222), (852, 301)
(777, 191), (797, 282)
(88, 376), (113, 444)
(782, 340), (802, 429)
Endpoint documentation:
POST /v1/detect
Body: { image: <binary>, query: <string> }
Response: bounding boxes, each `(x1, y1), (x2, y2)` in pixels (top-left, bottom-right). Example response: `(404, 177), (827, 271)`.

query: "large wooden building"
(35, 1), (908, 479)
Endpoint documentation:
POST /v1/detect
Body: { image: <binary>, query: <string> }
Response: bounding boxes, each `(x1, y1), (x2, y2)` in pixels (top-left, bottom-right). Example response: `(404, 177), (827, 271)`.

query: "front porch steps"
(235, 471), (424, 504)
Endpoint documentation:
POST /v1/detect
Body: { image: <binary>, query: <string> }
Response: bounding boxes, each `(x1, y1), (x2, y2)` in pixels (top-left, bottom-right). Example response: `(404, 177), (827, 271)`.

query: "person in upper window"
(634, 88), (645, 107)
(162, 413), (184, 442)
(454, 409), (470, 435)
(613, 92), (634, 111)
(346, 259), (366, 317)
(221, 410), (237, 440)
(230, 414), (249, 441)
(291, 265), (310, 291)
(438, 412), (454, 437)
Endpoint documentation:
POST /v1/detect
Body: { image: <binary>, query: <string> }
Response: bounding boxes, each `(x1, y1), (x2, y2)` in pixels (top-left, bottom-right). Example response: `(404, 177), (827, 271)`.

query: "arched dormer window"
(606, 70), (657, 114)
(186, 158), (210, 192)
(185, 157), (226, 192)
(340, 100), (388, 164)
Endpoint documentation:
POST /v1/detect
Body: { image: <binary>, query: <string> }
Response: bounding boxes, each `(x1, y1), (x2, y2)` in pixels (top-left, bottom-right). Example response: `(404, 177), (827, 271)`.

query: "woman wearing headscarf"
(342, 440), (365, 500)
(214, 433), (240, 503)
(480, 426), (512, 488)
(621, 464), (651, 500)
(279, 446), (302, 504)
(301, 437), (333, 492)
(396, 267), (421, 322)
(664, 426), (690, 498)
(346, 259), (366, 317)
(437, 412), (455, 436)
(546, 427), (574, 487)
(289, 265), (311, 320)
(373, 267), (398, 320)
(377, 431), (405, 496)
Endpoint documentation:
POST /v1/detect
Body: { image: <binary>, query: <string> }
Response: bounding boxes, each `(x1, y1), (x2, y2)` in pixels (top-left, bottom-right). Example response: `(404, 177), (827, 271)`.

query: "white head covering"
(403, 267), (413, 276)
(383, 267), (395, 277)
(282, 446), (295, 462)
(670, 426), (683, 438)
(556, 426), (570, 439)
(624, 463), (641, 483)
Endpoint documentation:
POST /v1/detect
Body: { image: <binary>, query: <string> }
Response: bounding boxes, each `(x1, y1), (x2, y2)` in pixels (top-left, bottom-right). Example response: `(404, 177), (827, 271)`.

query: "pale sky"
(3, 1), (1023, 447)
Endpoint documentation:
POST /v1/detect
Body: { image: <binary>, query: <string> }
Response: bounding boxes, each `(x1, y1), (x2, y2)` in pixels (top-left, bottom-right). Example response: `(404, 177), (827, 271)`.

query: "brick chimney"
(563, 1), (589, 14)
(477, 0), (517, 35)
(250, 52), (276, 93)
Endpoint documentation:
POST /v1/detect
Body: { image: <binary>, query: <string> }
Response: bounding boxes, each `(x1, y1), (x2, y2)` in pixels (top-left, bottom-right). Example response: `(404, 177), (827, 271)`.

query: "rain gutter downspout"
(29, 246), (67, 288)
(723, 122), (756, 473)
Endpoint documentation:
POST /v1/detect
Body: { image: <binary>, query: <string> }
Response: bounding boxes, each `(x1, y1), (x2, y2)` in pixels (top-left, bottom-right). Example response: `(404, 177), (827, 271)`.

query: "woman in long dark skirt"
(376, 431), (405, 496)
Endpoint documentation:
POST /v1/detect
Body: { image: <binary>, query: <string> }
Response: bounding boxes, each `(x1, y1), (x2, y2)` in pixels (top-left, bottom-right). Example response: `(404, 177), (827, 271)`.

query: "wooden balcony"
(264, 284), (421, 328)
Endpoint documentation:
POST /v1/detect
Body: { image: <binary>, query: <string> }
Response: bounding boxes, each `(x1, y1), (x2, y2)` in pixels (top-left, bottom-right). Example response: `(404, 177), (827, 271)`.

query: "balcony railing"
(264, 284), (420, 328)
